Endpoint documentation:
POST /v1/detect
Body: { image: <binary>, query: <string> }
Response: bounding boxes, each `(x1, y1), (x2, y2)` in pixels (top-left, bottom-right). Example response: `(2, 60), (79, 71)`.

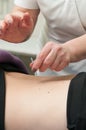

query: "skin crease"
(1, 6), (86, 72)
(4, 72), (74, 130)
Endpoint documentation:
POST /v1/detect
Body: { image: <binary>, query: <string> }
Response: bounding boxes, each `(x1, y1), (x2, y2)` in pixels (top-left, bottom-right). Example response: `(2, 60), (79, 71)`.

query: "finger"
(54, 51), (70, 71)
(20, 14), (34, 36)
(30, 60), (38, 72)
(30, 63), (37, 72)
(39, 48), (57, 72)
(0, 20), (8, 38)
(0, 25), (2, 37)
(21, 12), (31, 26)
(29, 59), (34, 68)
(31, 55), (44, 71)
(5, 14), (21, 29)
(50, 49), (65, 70)
(50, 58), (61, 71)
(30, 62), (33, 68)
(55, 60), (69, 71)
(50, 52), (69, 71)
(31, 43), (52, 71)
(5, 14), (14, 25)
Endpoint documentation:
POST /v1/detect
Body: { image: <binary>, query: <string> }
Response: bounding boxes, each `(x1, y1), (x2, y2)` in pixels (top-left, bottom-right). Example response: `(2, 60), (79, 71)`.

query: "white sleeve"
(14, 0), (39, 9)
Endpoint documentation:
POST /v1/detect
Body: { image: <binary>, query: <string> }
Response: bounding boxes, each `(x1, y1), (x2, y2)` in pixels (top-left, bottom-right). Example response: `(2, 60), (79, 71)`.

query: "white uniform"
(15, 0), (86, 76)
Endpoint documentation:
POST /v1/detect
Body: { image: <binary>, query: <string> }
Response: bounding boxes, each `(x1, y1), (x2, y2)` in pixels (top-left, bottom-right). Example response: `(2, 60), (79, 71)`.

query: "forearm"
(65, 34), (86, 62)
(5, 73), (72, 130)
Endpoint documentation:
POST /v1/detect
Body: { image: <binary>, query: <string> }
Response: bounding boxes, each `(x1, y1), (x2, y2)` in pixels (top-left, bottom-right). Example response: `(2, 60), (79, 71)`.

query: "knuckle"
(54, 45), (62, 53)
(44, 58), (52, 66)
(43, 61), (50, 67)
(38, 53), (45, 60)
(47, 41), (54, 47)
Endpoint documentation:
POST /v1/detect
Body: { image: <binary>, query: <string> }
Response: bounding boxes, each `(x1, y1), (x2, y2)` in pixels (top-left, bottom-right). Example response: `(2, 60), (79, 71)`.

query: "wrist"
(64, 35), (86, 62)
(64, 41), (79, 62)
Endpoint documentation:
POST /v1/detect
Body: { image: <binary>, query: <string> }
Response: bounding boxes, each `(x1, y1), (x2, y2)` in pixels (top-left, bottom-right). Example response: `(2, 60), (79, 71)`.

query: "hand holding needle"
(30, 57), (37, 75)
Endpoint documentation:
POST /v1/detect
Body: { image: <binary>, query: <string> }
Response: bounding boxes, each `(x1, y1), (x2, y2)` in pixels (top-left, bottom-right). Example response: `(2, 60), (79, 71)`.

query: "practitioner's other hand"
(30, 42), (71, 72)
(0, 12), (34, 43)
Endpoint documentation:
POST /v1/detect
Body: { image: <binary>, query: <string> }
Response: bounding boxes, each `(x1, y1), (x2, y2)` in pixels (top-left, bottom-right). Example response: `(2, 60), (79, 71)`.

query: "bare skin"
(4, 72), (74, 130)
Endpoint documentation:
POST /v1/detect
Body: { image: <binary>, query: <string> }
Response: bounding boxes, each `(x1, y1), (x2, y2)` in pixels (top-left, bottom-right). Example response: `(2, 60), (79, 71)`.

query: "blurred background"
(0, 0), (46, 75)
(0, 0), (13, 19)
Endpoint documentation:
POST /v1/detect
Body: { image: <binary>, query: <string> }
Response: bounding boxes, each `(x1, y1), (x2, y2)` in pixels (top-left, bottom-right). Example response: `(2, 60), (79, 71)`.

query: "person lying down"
(0, 49), (86, 130)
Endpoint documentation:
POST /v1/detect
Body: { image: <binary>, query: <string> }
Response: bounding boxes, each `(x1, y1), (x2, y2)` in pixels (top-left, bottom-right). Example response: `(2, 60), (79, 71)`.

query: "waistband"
(0, 68), (6, 130)
(67, 72), (86, 130)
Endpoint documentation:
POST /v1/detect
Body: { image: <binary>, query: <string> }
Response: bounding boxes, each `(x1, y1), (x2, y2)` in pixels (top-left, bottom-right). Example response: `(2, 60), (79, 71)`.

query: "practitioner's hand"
(30, 42), (71, 72)
(0, 11), (34, 43)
